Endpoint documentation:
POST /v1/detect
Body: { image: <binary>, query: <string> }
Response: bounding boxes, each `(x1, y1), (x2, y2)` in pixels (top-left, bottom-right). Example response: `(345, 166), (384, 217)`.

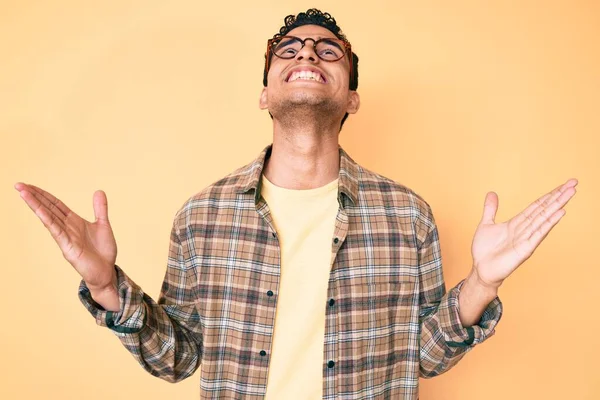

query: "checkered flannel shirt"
(79, 144), (503, 399)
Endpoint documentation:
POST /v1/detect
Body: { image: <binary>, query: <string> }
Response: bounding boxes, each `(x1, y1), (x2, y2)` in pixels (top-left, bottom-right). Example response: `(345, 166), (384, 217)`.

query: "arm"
(417, 211), (503, 378)
(457, 269), (499, 327)
(417, 177), (577, 377)
(15, 182), (202, 382)
(79, 218), (202, 383)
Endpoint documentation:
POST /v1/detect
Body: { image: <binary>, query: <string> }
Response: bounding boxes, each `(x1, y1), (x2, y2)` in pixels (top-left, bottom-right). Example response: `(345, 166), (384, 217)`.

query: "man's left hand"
(470, 178), (578, 290)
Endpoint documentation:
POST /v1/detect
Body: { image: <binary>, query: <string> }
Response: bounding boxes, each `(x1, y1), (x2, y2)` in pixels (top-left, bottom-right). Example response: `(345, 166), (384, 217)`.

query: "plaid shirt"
(79, 144), (503, 399)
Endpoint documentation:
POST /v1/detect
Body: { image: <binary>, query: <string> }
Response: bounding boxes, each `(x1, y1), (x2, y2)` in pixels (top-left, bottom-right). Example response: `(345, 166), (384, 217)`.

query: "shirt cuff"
(78, 264), (147, 334)
(439, 279), (503, 348)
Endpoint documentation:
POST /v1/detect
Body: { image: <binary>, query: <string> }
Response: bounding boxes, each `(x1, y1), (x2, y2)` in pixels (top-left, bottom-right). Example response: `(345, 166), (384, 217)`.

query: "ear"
(259, 87), (269, 110)
(346, 91), (360, 114)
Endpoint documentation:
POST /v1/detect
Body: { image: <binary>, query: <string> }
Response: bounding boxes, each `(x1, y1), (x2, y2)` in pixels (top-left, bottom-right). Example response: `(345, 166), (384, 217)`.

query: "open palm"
(15, 183), (117, 291)
(471, 179), (578, 289)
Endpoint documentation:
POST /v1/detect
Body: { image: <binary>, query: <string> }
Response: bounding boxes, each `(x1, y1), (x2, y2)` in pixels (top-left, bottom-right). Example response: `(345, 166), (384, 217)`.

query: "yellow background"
(1, 1), (598, 399)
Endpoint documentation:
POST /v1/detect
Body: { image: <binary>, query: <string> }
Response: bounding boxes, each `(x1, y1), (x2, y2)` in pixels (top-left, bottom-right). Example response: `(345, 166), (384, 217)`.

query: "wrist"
(87, 270), (120, 312)
(458, 269), (499, 327)
(89, 286), (120, 312)
(86, 265), (118, 293)
(466, 268), (499, 299)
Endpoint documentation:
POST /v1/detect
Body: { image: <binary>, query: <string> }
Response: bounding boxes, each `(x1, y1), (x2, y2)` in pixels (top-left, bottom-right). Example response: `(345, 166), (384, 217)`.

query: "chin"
(286, 92), (328, 105)
(268, 92), (341, 116)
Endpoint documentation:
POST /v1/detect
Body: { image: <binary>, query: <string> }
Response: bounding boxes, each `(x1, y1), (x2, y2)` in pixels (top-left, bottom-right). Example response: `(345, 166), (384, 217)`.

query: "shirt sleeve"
(78, 216), (203, 383)
(416, 206), (503, 378)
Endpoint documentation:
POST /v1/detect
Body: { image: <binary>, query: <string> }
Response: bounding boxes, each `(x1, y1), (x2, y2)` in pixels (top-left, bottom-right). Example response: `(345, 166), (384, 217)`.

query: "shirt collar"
(237, 144), (359, 208)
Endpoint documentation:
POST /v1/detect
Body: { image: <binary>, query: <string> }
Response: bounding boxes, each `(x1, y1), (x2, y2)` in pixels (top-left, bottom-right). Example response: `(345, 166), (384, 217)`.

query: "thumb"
(93, 190), (110, 224)
(480, 191), (498, 225)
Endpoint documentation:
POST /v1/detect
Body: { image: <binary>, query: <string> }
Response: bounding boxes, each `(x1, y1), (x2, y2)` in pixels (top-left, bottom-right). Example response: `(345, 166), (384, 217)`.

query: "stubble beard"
(270, 91), (344, 132)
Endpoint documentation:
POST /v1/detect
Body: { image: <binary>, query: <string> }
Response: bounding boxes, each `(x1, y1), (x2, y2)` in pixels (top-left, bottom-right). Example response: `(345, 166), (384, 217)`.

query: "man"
(15, 8), (577, 399)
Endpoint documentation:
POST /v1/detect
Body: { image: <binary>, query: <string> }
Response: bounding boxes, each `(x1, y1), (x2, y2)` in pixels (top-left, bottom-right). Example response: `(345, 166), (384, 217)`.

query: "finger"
(522, 187), (575, 239)
(20, 186), (69, 223)
(26, 184), (73, 219)
(513, 179), (576, 227)
(524, 180), (569, 217)
(526, 208), (567, 249)
(19, 190), (70, 249)
(526, 185), (576, 227)
(515, 186), (566, 233)
(480, 192), (498, 224)
(93, 190), (110, 223)
(15, 183), (71, 221)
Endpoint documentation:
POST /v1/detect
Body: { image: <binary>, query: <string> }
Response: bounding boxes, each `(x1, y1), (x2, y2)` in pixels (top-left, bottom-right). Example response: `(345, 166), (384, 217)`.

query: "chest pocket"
(334, 234), (419, 327)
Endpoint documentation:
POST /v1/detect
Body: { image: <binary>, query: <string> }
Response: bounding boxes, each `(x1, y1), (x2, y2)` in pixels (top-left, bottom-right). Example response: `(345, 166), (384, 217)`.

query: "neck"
(263, 118), (341, 190)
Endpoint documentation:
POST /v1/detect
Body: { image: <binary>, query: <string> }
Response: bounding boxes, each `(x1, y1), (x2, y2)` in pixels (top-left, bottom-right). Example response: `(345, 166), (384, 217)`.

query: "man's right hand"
(15, 183), (120, 311)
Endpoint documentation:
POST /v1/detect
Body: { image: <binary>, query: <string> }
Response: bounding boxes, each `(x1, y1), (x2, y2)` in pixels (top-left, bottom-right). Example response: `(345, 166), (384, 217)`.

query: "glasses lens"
(315, 39), (345, 61)
(273, 37), (302, 59)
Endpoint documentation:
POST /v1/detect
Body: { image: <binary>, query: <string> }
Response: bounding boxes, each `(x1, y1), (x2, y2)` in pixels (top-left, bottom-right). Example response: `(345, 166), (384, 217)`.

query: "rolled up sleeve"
(78, 264), (147, 334)
(416, 206), (503, 378)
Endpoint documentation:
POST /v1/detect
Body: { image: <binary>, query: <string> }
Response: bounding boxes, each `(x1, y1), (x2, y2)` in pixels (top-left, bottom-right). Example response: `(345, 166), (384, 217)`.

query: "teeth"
(288, 71), (324, 83)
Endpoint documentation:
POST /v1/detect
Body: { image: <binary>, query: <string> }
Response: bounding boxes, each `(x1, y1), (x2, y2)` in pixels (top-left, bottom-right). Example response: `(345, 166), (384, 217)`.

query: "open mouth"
(286, 70), (327, 84)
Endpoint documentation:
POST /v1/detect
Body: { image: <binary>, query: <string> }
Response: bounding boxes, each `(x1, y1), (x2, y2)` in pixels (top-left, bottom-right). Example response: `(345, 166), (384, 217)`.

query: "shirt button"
(328, 298), (335, 307)
(267, 290), (274, 297)
(333, 237), (339, 244)
(327, 360), (335, 368)
(260, 350), (267, 356)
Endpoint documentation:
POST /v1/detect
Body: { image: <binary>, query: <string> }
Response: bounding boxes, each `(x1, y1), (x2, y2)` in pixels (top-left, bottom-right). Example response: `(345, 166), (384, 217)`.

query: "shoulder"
(357, 164), (437, 238)
(172, 158), (257, 228)
(358, 165), (432, 216)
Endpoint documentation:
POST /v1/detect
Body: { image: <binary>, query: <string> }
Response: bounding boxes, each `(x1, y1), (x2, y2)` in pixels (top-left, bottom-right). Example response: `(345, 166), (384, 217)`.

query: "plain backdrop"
(1, 1), (598, 399)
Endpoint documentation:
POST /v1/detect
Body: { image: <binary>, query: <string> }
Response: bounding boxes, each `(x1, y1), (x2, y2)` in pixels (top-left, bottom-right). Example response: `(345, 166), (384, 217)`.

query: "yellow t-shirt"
(261, 174), (339, 400)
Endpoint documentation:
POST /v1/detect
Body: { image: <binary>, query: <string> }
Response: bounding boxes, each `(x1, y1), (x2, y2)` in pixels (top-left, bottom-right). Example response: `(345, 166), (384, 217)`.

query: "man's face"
(259, 24), (359, 123)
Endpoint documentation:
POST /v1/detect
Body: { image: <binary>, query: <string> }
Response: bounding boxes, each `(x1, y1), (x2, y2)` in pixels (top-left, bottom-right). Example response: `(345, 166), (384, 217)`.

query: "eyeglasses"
(265, 35), (353, 83)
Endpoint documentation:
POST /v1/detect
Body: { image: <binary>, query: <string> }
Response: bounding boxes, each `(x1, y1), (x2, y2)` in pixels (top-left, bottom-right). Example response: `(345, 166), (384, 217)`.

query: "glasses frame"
(265, 35), (354, 84)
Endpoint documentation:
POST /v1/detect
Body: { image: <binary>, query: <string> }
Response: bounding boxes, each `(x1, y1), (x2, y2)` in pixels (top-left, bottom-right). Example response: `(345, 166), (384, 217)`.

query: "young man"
(15, 8), (577, 399)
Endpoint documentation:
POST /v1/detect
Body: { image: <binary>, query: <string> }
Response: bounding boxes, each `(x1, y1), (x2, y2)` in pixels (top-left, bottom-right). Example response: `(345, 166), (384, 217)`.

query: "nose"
(295, 38), (319, 63)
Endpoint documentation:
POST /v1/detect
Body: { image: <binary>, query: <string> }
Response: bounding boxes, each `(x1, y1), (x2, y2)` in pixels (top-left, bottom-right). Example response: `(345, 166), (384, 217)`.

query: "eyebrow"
(277, 38), (297, 48)
(320, 38), (343, 50)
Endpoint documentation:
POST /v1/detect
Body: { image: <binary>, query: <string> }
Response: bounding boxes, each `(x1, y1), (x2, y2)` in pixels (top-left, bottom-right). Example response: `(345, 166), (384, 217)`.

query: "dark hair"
(263, 8), (359, 130)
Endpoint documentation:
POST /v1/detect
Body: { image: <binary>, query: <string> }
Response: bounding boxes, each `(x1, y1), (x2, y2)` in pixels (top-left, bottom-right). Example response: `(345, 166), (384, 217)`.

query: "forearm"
(132, 301), (202, 382)
(417, 213), (503, 378)
(458, 268), (499, 327)
(89, 287), (120, 311)
(88, 272), (120, 312)
(78, 266), (202, 382)
(419, 276), (503, 378)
